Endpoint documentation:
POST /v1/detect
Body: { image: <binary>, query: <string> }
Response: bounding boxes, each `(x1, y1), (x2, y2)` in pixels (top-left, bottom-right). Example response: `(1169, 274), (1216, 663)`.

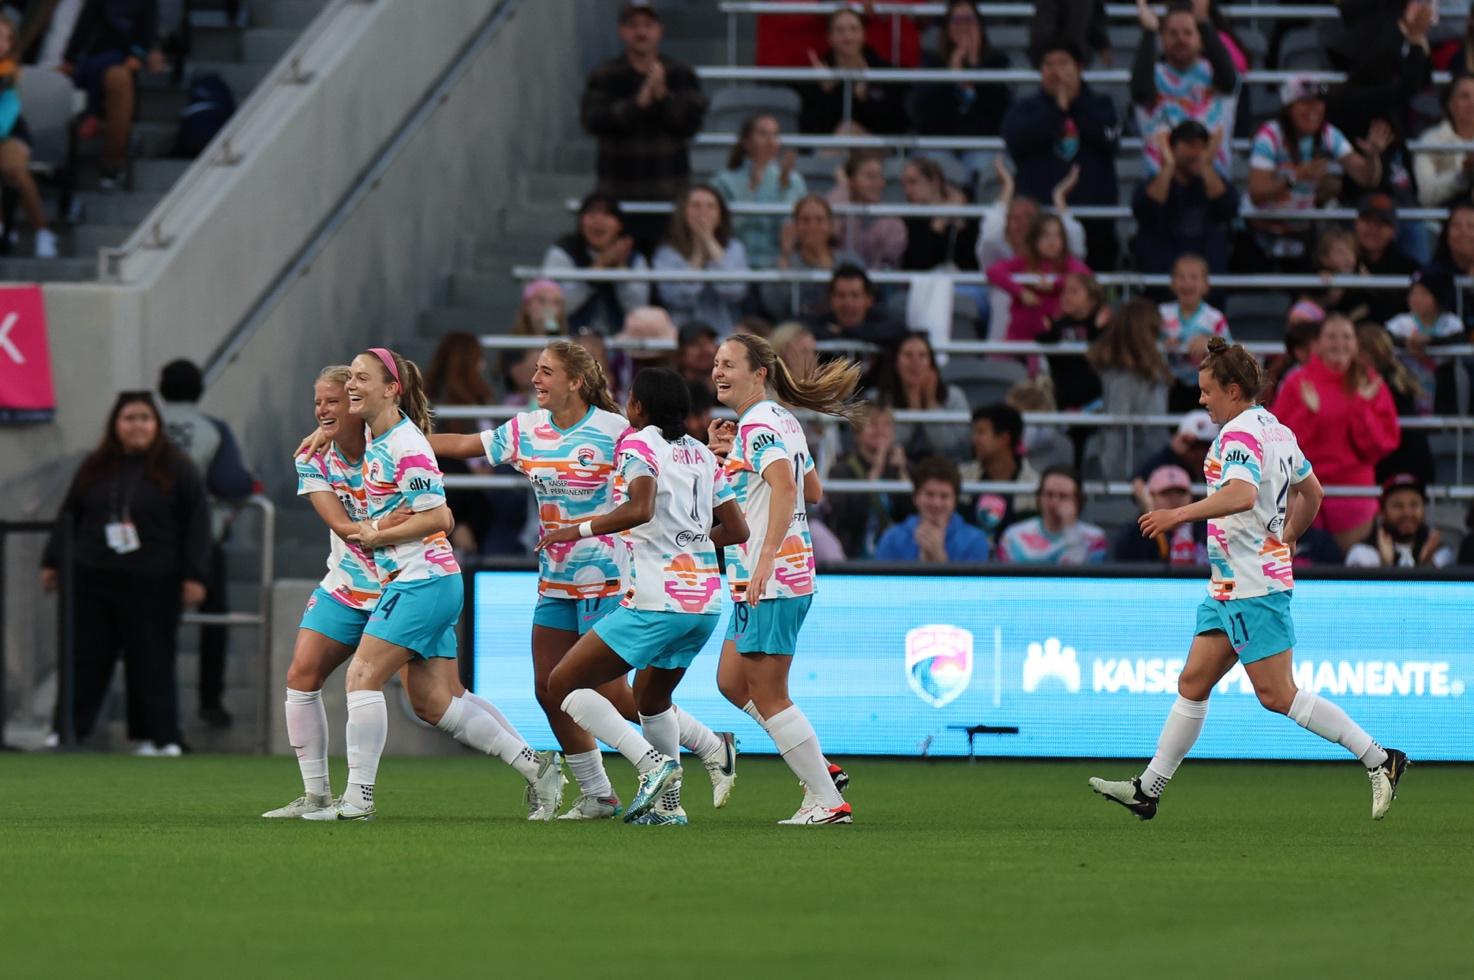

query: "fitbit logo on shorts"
(905, 625), (973, 708)
(1022, 638), (1082, 693)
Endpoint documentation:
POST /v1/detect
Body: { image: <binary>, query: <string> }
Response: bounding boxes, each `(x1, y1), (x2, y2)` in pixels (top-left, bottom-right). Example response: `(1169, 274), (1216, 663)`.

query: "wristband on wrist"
(578, 520), (595, 539)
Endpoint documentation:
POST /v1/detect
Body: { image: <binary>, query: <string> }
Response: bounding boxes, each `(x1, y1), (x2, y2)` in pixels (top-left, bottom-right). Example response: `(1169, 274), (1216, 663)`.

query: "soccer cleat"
(301, 796), (375, 821)
(557, 794), (622, 820)
(703, 731), (738, 808)
(829, 763), (849, 794)
(262, 793), (333, 819)
(132, 741), (159, 757)
(778, 801), (853, 826)
(623, 757), (682, 823)
(1369, 748), (1410, 821)
(629, 805), (688, 826)
(526, 750), (567, 822)
(1088, 776), (1159, 821)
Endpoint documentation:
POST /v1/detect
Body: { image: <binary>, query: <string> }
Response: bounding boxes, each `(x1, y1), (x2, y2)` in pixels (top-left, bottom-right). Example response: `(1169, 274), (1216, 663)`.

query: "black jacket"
(1131, 173), (1238, 274)
(1002, 85), (1119, 205)
(910, 49), (1012, 137)
(796, 47), (909, 135)
(64, 0), (157, 62)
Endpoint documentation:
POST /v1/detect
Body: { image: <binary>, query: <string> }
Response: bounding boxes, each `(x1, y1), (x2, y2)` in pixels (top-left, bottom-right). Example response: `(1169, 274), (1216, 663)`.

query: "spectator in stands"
(1132, 409), (1217, 488)
(1027, 0), (1110, 68)
(1272, 314), (1401, 552)
(710, 113), (806, 269)
(1087, 298), (1172, 478)
(424, 331), (508, 557)
(684, 377), (715, 441)
(609, 305), (678, 399)
(1431, 200), (1474, 327)
(1113, 464), (1206, 565)
(1344, 474), (1453, 568)
(1247, 78), (1390, 269)
(0, 15), (56, 257)
(828, 149), (906, 269)
(1386, 266), (1467, 415)
(959, 403), (1038, 545)
(827, 404), (911, 558)
(41, 391), (209, 755)
(653, 184), (750, 336)
(542, 193), (651, 336)
(1413, 76), (1474, 208)
(676, 321), (718, 397)
(910, 1), (1012, 187)
(763, 195), (862, 320)
(976, 158), (1087, 339)
(499, 348), (539, 406)
(513, 279), (568, 338)
(1358, 323), (1433, 485)
(1001, 39), (1120, 268)
(61, 0), (165, 191)
(1037, 272), (1107, 411)
(797, 8), (909, 136)
(1347, 193), (1420, 325)
(581, 2), (707, 249)
(996, 465), (1107, 564)
(1160, 253), (1230, 410)
(1304, 227), (1369, 323)
(876, 456), (990, 562)
(755, 1), (925, 70)
(805, 264), (906, 351)
(1006, 376), (1074, 472)
(899, 156), (979, 273)
(1263, 311), (1321, 405)
(872, 332), (971, 463)
(986, 212), (1092, 343)
(1130, 0), (1238, 178)
(1131, 120), (1237, 275)
(157, 359), (253, 730)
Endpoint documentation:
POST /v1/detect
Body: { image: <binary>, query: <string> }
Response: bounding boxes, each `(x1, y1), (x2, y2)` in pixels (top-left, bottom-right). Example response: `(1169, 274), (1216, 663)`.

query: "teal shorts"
(364, 576), (462, 660)
(593, 605), (720, 671)
(724, 595), (813, 656)
(299, 587), (370, 648)
(1195, 591), (1295, 665)
(532, 594), (621, 636)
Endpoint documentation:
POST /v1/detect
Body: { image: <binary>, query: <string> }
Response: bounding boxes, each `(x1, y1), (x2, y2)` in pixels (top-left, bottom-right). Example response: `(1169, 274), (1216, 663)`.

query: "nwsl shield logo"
(905, 625), (974, 708)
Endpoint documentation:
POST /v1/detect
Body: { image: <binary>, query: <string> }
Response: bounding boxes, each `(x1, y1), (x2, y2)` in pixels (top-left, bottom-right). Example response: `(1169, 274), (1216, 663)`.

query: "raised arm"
(536, 474), (656, 552)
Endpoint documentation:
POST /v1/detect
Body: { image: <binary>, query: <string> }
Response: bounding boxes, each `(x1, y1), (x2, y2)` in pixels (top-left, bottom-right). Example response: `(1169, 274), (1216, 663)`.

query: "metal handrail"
(693, 65), (1457, 86)
(511, 263), (1443, 291)
(179, 495), (275, 754)
(559, 196), (1461, 223)
(100, 0), (365, 278)
(718, 2), (1345, 19)
(690, 132), (1474, 156)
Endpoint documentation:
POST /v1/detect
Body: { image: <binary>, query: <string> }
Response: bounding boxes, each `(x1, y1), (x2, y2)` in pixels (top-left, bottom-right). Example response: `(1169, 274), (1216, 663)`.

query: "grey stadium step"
(0, 256), (97, 281)
(254, 0), (332, 30)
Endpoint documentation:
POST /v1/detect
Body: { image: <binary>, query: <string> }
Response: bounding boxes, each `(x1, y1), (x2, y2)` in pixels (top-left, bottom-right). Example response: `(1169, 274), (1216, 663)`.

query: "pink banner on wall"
(0, 285), (56, 423)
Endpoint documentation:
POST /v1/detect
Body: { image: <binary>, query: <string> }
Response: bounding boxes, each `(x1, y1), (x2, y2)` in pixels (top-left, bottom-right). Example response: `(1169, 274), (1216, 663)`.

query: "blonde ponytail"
(545, 339), (621, 415)
(728, 333), (865, 423)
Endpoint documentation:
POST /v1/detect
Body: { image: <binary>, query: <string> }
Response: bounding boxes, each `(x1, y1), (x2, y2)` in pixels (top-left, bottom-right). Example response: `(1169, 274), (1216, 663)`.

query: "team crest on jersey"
(905, 625), (974, 708)
(576, 446), (597, 468)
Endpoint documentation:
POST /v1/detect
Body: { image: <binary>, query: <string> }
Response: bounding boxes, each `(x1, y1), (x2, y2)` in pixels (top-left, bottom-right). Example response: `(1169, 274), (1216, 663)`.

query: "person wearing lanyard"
(41, 392), (211, 756)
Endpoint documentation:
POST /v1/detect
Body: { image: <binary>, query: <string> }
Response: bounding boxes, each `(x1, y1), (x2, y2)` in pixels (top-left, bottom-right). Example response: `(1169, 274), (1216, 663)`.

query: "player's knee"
(1177, 675), (1213, 701)
(545, 669), (573, 711)
(1255, 686), (1295, 715)
(286, 660), (327, 692)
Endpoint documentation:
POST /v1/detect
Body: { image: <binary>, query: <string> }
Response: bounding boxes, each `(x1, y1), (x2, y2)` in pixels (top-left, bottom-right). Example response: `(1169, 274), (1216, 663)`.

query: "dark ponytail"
(630, 367), (691, 442)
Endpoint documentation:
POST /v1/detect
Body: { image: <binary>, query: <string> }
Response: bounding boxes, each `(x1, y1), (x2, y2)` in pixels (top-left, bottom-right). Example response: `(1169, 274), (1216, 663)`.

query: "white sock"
(1140, 695), (1209, 797)
(565, 749), (614, 799)
(672, 705), (721, 760)
(345, 690), (387, 809)
(763, 705), (842, 808)
(435, 695), (539, 780)
(741, 700), (765, 725)
(462, 690), (526, 746)
(284, 688), (330, 798)
(562, 689), (663, 773)
(1288, 691), (1388, 768)
(639, 708), (681, 759)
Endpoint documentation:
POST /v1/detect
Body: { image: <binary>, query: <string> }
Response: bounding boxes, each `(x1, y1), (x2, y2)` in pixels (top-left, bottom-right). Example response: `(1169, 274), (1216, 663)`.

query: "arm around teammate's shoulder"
(428, 432), (487, 461)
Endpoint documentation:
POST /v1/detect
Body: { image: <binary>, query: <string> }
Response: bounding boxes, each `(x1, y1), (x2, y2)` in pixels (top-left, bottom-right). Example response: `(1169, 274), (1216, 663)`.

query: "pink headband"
(368, 347), (400, 385)
(522, 278), (562, 304)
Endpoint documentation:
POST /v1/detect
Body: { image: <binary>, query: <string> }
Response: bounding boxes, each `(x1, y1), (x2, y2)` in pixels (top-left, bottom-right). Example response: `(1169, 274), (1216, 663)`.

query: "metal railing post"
(727, 10), (738, 66)
(57, 519), (76, 748)
(842, 76), (853, 126)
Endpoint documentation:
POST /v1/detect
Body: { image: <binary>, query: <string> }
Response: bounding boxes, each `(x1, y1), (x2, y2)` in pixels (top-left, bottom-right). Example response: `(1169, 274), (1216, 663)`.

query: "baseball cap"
(1380, 473), (1427, 503)
(1356, 193), (1397, 227)
(1147, 464), (1192, 495)
(619, 1), (660, 23)
(1176, 410), (1219, 444)
(1279, 75), (1328, 105)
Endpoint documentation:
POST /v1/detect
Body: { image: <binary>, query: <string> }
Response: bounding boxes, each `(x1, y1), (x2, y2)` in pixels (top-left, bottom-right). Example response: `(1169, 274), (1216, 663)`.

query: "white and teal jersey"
(480, 406), (630, 600)
(721, 399), (816, 601)
(616, 425), (734, 614)
(362, 416), (460, 584)
(295, 444), (381, 610)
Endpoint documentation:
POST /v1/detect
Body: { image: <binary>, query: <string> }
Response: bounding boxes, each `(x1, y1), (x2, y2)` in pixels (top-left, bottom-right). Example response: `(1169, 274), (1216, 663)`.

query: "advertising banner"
(0, 285), (56, 423)
(470, 571), (1474, 760)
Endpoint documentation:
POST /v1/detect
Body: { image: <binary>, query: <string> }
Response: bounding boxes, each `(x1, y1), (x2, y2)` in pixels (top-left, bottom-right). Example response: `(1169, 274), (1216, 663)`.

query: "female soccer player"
(544, 367), (749, 825)
(303, 349), (561, 822)
(708, 333), (863, 826)
(266, 366), (551, 819)
(430, 340), (737, 819)
(1090, 338), (1409, 821)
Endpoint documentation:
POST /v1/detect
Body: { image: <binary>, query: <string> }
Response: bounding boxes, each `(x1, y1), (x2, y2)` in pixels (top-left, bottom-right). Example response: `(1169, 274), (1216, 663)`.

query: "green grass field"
(1, 754), (1469, 979)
